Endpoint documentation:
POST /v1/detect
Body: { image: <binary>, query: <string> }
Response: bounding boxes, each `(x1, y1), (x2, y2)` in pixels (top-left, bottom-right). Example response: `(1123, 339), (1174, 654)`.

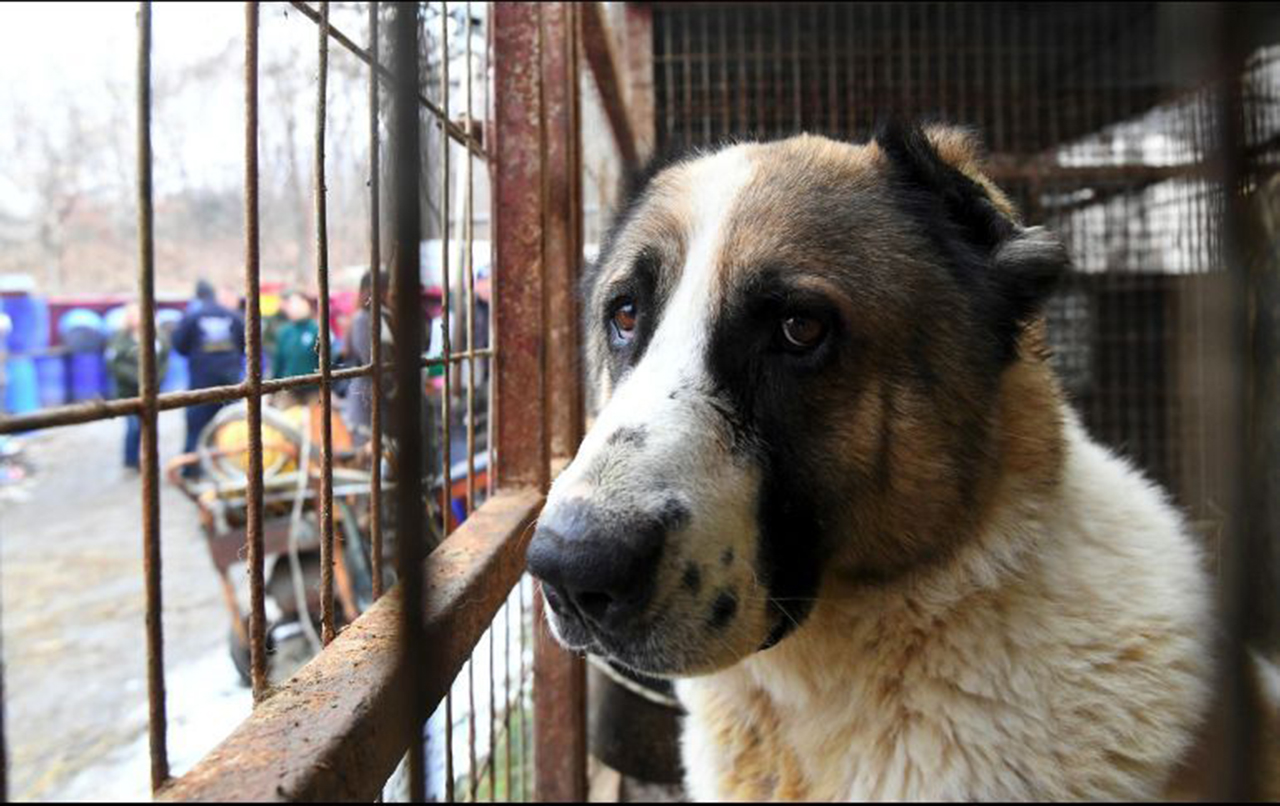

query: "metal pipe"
(243, 0), (269, 703)
(136, 0), (169, 791)
(315, 0), (338, 649)
(369, 0), (385, 602)
(389, 1), (428, 799)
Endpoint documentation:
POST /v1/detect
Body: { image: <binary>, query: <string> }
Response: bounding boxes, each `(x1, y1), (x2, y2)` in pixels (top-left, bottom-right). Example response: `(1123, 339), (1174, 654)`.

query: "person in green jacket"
(273, 291), (321, 401)
(107, 302), (170, 469)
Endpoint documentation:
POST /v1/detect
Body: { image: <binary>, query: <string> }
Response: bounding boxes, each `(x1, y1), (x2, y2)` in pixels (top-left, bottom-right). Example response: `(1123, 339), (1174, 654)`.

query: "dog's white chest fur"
(676, 414), (1213, 801)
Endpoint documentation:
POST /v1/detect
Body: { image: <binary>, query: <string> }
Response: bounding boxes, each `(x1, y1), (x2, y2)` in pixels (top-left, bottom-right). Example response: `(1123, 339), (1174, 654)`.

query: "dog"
(525, 124), (1214, 800)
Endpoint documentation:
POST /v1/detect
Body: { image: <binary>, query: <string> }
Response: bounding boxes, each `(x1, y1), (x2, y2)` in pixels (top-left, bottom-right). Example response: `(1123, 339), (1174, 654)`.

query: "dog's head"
(526, 125), (1070, 676)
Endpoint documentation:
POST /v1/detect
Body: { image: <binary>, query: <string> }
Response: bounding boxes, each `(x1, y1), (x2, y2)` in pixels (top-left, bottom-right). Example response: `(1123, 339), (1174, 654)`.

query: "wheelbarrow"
(167, 400), (388, 686)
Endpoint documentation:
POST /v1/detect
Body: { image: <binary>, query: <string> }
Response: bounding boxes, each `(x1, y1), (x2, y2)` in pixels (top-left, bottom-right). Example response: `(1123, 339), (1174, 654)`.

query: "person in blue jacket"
(172, 280), (245, 474)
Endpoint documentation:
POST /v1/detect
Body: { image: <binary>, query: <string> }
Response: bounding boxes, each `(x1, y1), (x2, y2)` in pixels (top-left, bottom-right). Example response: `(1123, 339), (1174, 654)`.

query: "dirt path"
(1, 411), (250, 801)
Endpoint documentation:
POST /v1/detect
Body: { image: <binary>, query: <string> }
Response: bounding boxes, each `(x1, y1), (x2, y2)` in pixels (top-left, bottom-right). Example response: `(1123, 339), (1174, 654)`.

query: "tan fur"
(679, 366), (1212, 798)
(561, 131), (1215, 799)
(674, 136), (1212, 800)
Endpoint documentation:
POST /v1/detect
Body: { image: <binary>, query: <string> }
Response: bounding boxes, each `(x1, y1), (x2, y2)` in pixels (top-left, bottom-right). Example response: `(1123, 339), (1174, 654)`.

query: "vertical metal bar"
(467, 654), (478, 800)
(315, 0), (338, 648)
(624, 3), (656, 163)
(464, 1), (478, 532)
(492, 1), (549, 493)
(389, 1), (427, 801)
(1211, 5), (1261, 798)
(439, 7), (457, 801)
(534, 5), (587, 799)
(369, 0), (386, 602)
(136, 0), (169, 791)
(519, 579), (529, 801)
(243, 0), (269, 704)
(504, 595), (513, 799)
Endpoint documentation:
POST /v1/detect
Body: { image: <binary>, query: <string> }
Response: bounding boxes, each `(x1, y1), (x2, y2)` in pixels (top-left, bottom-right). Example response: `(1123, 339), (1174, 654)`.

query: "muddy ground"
(1, 411), (252, 802)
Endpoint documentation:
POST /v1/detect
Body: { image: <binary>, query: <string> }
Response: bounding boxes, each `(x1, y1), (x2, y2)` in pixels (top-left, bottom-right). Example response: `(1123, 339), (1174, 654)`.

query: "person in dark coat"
(107, 303), (170, 470)
(171, 280), (245, 468)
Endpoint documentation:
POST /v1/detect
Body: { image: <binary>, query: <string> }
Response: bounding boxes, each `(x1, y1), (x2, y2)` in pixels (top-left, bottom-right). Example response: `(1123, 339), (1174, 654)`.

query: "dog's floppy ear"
(875, 121), (1069, 362)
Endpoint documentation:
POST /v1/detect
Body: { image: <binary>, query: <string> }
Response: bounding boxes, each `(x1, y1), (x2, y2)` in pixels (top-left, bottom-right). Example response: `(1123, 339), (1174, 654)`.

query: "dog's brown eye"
(611, 301), (637, 343)
(780, 315), (825, 351)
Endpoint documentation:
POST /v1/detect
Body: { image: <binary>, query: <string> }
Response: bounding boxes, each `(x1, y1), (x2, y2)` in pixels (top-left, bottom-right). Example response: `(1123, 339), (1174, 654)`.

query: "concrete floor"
(0, 411), (251, 801)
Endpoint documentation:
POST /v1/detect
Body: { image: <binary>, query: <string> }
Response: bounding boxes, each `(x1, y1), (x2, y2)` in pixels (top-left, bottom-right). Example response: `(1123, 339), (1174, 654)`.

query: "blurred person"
(342, 270), (392, 447)
(273, 290), (320, 379)
(172, 280), (245, 473)
(106, 302), (170, 470)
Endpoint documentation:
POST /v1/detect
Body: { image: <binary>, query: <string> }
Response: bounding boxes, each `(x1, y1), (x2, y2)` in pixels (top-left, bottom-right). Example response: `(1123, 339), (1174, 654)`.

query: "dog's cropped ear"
(875, 121), (1070, 361)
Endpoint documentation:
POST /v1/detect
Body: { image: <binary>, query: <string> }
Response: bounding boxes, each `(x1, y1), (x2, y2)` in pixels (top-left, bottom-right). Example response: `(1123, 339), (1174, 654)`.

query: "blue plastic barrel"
(2, 295), (50, 353)
(4, 356), (40, 414)
(58, 309), (108, 402)
(67, 352), (107, 401)
(34, 355), (66, 407)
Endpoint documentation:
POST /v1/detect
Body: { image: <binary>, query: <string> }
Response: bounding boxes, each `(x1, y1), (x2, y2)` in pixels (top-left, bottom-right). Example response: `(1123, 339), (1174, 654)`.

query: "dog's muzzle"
(526, 499), (669, 639)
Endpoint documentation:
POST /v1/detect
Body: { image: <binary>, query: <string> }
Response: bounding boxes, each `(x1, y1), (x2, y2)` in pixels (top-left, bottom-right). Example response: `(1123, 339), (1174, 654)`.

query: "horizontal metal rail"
(156, 487), (542, 802)
(0, 351), (494, 434)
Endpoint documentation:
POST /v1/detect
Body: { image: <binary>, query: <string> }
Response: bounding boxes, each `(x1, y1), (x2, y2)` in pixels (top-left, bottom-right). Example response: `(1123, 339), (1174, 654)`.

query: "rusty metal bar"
(533, 5), (588, 800)
(0, 353), (496, 436)
(492, 1), (549, 493)
(518, 578), (529, 799)
(623, 2), (655, 163)
(369, 0), (385, 601)
(157, 489), (543, 803)
(387, 1), (428, 800)
(461, 7), (493, 791)
(314, 0), (338, 649)
(439, 4), (457, 801)
(580, 1), (639, 169)
(243, 0), (269, 704)
(1209, 5), (1262, 798)
(286, 0), (485, 159)
(136, 0), (170, 791)
(504, 590), (513, 799)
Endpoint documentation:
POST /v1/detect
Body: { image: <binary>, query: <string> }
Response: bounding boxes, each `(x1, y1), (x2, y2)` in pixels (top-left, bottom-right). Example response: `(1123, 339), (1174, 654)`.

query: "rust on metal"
(387, 1), (428, 799)
(243, 0), (269, 703)
(314, 0), (338, 649)
(439, 5), (456, 799)
(0, 352), (496, 436)
(136, 0), (170, 791)
(623, 3), (656, 163)
(580, 1), (639, 169)
(533, 5), (588, 800)
(368, 0), (385, 602)
(157, 489), (542, 803)
(492, 1), (549, 492)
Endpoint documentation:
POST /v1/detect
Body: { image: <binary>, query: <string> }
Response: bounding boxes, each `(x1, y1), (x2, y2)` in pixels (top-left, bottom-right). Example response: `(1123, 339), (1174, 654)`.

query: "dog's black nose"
(526, 500), (668, 632)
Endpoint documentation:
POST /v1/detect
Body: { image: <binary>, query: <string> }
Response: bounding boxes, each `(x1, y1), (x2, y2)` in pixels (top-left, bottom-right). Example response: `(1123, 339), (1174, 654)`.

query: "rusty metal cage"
(0, 1), (599, 801)
(2, 1), (1279, 802)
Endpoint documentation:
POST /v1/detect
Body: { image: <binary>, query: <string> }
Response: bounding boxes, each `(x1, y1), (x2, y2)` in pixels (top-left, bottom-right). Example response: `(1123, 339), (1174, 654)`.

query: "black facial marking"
(682, 563), (702, 593)
(704, 275), (838, 644)
(874, 121), (1066, 364)
(720, 548), (734, 567)
(709, 590), (738, 630)
(607, 426), (647, 449)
